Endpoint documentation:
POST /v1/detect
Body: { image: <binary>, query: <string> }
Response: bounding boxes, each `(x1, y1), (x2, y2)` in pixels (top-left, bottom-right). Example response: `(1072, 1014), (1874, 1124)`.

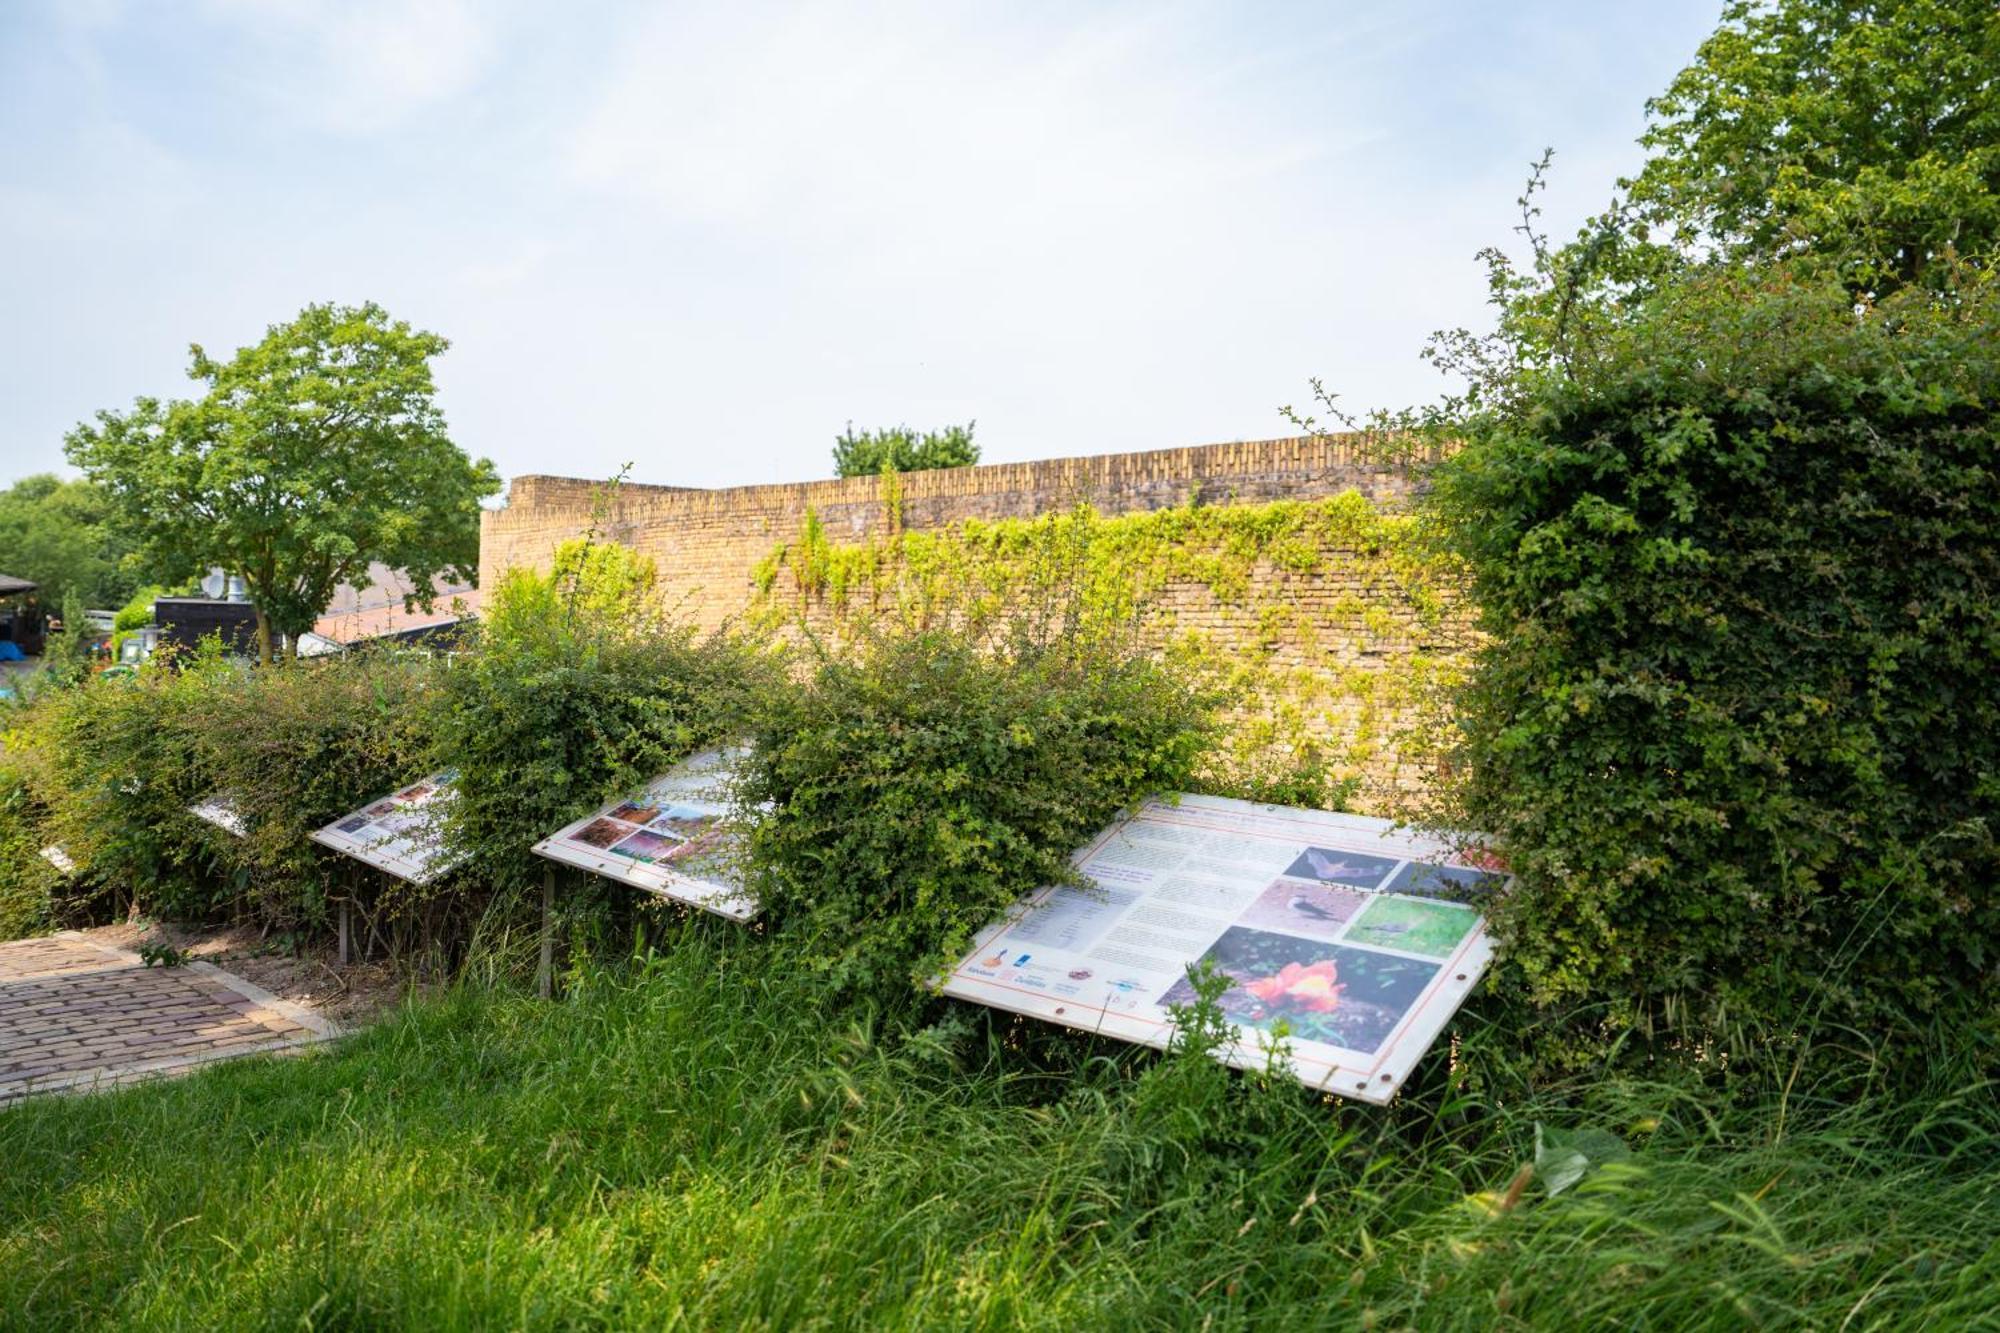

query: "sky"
(1, 1), (1724, 494)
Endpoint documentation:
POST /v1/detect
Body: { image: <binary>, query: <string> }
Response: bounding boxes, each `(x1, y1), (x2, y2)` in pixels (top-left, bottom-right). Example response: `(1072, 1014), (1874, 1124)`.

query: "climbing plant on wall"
(752, 492), (1470, 812)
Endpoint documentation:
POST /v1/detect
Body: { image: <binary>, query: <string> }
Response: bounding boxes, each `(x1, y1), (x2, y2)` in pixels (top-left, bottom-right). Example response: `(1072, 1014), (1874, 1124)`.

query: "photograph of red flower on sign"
(1157, 927), (1438, 1054)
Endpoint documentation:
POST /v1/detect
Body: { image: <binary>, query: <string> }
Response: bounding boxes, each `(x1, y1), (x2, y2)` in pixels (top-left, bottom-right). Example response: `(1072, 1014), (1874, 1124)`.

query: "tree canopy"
(1627, 0), (1999, 296)
(832, 422), (979, 478)
(65, 302), (501, 663)
(0, 474), (144, 611)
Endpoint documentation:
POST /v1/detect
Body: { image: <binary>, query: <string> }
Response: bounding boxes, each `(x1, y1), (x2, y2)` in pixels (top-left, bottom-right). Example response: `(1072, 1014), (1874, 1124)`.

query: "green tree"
(1313, 0), (2000, 1076)
(0, 474), (143, 610)
(1625, 0), (1999, 297)
(1401, 1), (2000, 431)
(65, 303), (501, 664)
(832, 422), (979, 478)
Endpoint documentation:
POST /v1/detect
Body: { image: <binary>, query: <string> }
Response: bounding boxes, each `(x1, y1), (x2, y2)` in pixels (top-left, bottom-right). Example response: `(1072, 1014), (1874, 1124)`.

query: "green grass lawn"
(1, 920), (1995, 1330)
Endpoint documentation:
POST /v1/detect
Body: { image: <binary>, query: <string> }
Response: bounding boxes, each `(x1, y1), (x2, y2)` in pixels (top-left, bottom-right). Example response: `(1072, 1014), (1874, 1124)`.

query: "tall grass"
(2, 920), (1993, 1329)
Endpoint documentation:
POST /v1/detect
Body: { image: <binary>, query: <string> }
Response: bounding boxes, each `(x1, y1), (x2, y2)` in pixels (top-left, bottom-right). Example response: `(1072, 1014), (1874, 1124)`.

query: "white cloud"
(454, 238), (556, 293)
(198, 0), (496, 132)
(3, 0), (1731, 490)
(0, 120), (196, 240)
(567, 5), (1354, 256)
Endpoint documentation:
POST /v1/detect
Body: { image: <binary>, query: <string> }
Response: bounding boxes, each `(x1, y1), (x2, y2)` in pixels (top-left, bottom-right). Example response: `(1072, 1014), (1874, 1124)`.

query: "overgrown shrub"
(186, 647), (440, 928)
(1430, 267), (2000, 1057)
(434, 540), (771, 897)
(21, 646), (233, 920)
(0, 741), (57, 938)
(743, 624), (1220, 996)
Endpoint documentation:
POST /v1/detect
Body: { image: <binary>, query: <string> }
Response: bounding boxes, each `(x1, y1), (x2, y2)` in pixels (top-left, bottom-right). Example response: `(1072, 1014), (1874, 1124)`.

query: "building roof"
(310, 586), (482, 647)
(323, 563), (475, 616)
(0, 574), (38, 596)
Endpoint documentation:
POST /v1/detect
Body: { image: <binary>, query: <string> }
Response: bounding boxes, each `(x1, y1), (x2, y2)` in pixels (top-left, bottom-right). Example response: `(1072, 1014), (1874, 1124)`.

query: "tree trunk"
(252, 604), (273, 666)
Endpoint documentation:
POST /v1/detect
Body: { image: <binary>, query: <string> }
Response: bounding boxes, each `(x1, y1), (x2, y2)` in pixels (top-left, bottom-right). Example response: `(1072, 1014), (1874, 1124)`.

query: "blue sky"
(1, 1), (1723, 492)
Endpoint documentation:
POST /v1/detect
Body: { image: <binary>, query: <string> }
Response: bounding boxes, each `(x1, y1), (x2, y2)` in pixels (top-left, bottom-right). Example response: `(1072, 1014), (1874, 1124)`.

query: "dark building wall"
(154, 599), (261, 657)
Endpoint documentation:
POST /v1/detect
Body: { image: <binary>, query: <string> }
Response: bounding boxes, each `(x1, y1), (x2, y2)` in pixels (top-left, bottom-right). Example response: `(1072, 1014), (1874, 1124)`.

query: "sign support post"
(538, 865), (556, 1000)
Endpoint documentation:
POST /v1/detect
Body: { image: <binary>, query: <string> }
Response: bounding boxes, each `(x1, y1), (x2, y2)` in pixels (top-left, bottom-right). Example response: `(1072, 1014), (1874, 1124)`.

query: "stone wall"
(480, 433), (1433, 631)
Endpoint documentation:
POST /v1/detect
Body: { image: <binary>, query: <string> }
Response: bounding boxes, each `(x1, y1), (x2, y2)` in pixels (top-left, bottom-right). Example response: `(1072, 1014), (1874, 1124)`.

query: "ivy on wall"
(751, 491), (1471, 811)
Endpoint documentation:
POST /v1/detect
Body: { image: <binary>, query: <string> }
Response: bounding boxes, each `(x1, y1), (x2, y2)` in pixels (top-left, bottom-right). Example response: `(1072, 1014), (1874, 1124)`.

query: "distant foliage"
(110, 585), (167, 659)
(36, 588), (96, 689)
(1429, 268), (2000, 1051)
(743, 621), (1220, 997)
(0, 474), (144, 611)
(832, 421), (980, 477)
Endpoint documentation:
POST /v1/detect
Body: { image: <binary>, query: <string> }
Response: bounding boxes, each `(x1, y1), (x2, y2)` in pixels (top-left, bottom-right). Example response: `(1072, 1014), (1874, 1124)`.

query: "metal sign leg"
(538, 866), (556, 1000)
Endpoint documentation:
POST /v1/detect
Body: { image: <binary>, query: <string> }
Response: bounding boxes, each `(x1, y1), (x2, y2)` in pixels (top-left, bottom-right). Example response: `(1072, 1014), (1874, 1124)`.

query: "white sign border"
(308, 771), (461, 886)
(189, 793), (248, 839)
(938, 794), (1503, 1106)
(530, 747), (758, 922)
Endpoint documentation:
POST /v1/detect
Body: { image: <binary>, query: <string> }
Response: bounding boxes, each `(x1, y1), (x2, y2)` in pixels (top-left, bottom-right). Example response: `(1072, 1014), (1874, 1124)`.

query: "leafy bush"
(0, 741), (58, 938)
(743, 624), (1220, 996)
(20, 647), (231, 919)
(434, 541), (771, 898)
(1430, 267), (2000, 1055)
(109, 585), (165, 659)
(186, 647), (440, 928)
(10, 642), (439, 930)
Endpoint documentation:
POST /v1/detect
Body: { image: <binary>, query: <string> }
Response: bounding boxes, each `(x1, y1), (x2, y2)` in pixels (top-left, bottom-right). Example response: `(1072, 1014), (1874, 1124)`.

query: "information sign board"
(309, 771), (459, 885)
(189, 793), (247, 838)
(938, 794), (1504, 1104)
(532, 747), (756, 920)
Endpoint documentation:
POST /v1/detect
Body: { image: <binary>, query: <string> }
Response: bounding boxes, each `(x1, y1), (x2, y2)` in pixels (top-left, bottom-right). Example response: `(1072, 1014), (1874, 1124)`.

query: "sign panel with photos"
(531, 747), (756, 921)
(189, 793), (247, 838)
(309, 771), (459, 885)
(939, 794), (1505, 1105)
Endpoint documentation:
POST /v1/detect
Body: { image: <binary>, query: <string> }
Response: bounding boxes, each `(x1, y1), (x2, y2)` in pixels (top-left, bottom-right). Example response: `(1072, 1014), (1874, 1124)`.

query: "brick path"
(0, 932), (340, 1105)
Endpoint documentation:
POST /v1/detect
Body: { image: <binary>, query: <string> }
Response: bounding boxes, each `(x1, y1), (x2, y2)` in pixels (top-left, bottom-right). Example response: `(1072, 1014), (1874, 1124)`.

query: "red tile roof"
(311, 587), (481, 646)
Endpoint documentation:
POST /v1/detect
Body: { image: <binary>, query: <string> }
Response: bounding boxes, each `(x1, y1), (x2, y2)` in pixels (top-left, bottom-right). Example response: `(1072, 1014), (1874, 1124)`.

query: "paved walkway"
(0, 932), (340, 1105)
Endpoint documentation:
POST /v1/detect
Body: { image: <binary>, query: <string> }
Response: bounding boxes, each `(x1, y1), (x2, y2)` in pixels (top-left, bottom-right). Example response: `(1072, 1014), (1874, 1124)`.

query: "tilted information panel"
(531, 747), (756, 921)
(308, 772), (459, 885)
(189, 793), (247, 838)
(939, 794), (1505, 1105)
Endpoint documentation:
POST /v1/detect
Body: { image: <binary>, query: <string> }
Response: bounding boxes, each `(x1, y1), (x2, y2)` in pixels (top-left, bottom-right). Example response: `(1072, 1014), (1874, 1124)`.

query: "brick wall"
(480, 433), (1433, 631)
(479, 434), (1463, 810)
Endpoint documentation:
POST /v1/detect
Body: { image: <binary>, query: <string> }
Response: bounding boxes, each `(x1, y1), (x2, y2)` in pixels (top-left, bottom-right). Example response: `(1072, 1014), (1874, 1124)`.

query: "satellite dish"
(199, 568), (227, 599)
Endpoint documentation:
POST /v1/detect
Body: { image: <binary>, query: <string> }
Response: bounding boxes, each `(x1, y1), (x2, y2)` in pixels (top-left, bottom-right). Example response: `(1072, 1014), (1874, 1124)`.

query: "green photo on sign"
(1345, 895), (1479, 958)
